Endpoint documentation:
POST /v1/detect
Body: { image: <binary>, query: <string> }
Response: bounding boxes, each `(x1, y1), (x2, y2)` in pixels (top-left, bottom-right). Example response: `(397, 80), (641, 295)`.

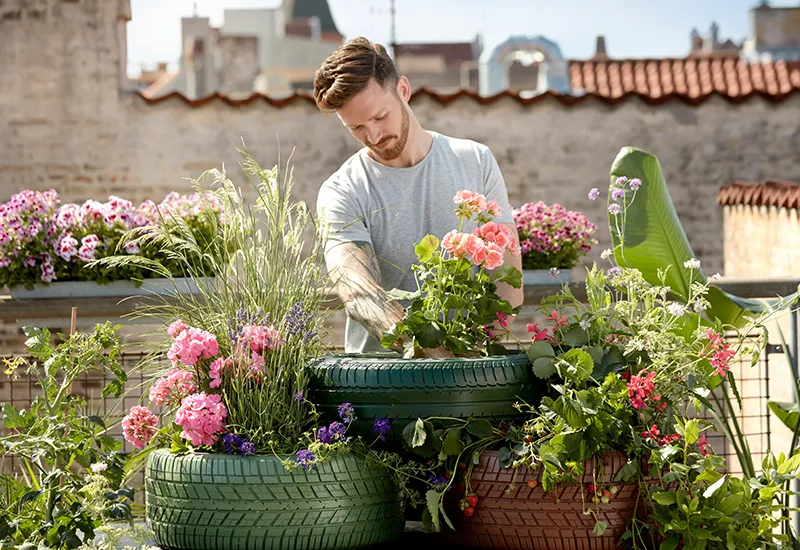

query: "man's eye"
(375, 115), (386, 121)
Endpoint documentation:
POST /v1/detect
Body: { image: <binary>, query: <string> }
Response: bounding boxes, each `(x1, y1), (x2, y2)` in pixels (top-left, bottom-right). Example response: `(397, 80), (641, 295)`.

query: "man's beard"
(367, 106), (409, 161)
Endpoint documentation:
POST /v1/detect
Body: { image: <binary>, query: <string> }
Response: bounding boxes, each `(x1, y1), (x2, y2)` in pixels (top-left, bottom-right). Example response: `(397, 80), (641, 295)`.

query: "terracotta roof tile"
(138, 58), (800, 108)
(718, 180), (800, 209)
(571, 58), (800, 100)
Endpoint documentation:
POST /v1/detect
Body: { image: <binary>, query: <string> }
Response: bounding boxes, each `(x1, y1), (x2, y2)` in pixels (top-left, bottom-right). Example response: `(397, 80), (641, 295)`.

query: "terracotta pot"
(443, 451), (647, 550)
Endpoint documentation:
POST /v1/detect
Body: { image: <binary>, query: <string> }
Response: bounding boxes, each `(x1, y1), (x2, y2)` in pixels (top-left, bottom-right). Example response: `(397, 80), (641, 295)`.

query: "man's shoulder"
(320, 148), (369, 194)
(433, 132), (492, 160)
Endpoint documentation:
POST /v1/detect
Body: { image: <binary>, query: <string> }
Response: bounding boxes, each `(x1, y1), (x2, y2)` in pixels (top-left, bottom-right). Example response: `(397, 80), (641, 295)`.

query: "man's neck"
(368, 123), (433, 168)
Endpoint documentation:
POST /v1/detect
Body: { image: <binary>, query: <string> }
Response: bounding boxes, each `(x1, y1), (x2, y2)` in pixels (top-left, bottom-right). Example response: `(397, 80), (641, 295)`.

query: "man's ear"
(396, 76), (411, 102)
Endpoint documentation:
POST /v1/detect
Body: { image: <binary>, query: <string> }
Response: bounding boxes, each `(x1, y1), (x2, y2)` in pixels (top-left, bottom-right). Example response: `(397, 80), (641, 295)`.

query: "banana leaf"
(608, 146), (797, 328)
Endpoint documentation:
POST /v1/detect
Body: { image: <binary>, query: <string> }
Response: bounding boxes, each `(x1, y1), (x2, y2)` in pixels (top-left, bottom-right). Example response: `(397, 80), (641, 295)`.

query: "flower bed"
(0, 189), (221, 289)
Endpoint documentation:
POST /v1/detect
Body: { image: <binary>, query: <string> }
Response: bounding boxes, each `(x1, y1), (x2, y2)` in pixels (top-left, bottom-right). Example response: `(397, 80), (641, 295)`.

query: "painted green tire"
(145, 449), (405, 550)
(308, 353), (543, 438)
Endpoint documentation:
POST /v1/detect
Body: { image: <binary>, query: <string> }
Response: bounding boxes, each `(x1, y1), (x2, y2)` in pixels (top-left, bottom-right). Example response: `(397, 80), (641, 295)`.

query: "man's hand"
(325, 241), (405, 349)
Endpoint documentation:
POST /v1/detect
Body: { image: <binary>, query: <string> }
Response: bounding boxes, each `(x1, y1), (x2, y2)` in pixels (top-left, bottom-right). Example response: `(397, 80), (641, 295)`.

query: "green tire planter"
(145, 449), (405, 550)
(308, 353), (543, 440)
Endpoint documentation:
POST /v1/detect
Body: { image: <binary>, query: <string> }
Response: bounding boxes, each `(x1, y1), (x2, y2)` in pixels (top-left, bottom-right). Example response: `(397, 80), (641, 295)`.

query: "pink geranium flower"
(174, 392), (227, 447)
(122, 406), (158, 448)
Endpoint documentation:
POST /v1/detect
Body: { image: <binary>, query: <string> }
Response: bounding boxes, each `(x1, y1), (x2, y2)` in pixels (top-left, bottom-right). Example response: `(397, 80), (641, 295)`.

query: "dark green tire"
(145, 449), (405, 550)
(308, 353), (543, 439)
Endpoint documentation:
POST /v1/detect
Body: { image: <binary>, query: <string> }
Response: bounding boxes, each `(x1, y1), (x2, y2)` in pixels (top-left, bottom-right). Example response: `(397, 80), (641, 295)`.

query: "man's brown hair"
(314, 37), (399, 112)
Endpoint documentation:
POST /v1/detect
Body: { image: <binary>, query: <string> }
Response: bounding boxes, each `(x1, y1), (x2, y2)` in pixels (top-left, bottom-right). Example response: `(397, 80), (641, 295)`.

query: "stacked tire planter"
(443, 451), (646, 550)
(307, 352), (543, 442)
(145, 449), (405, 550)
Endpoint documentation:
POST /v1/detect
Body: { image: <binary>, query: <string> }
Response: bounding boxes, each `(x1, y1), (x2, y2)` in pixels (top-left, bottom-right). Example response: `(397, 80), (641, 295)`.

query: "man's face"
(336, 78), (410, 161)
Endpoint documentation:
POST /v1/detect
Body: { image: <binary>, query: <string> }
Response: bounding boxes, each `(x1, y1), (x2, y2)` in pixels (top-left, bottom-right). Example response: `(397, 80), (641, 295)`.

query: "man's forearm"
(338, 279), (404, 343)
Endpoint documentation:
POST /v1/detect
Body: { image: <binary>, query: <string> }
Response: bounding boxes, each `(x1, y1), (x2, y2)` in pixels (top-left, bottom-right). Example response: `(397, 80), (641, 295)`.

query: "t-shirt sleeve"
(316, 179), (372, 258)
(480, 146), (514, 224)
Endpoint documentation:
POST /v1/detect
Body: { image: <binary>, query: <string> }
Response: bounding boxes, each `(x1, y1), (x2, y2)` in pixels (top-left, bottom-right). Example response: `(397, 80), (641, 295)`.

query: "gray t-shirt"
(316, 131), (513, 353)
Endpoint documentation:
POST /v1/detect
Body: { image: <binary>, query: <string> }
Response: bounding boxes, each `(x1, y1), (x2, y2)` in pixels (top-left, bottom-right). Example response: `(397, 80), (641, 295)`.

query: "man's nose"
(366, 125), (382, 145)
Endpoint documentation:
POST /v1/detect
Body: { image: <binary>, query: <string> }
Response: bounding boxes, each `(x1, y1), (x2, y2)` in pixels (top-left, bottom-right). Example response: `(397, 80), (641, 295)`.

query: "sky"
(126, 0), (796, 77)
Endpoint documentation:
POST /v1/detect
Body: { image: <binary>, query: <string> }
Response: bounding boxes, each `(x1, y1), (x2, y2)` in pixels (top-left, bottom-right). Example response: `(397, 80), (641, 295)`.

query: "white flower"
(548, 267), (560, 278)
(683, 258), (701, 270)
(600, 249), (612, 260)
(90, 462), (108, 473)
(710, 273), (722, 282)
(693, 302), (707, 313)
(667, 303), (686, 317)
(579, 319), (590, 330)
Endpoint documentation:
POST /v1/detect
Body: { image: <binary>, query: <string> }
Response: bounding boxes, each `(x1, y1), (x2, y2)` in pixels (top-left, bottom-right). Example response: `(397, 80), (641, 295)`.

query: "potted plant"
(115, 150), (406, 550)
(402, 261), (798, 549)
(512, 200), (597, 286)
(309, 190), (544, 441)
(0, 189), (219, 298)
(0, 322), (135, 549)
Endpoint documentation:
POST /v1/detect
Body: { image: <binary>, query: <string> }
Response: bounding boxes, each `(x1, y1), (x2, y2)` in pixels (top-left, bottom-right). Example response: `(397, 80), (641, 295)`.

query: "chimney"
(593, 35), (608, 59)
(709, 21), (719, 48)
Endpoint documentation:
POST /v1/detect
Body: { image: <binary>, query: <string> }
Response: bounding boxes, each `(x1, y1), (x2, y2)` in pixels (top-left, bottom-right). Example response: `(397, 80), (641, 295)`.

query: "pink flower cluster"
(121, 405), (159, 448)
(704, 329), (735, 377)
(627, 370), (661, 410)
(174, 392), (228, 447)
(240, 324), (284, 354)
(453, 190), (501, 220)
(512, 201), (597, 269)
(149, 368), (198, 407)
(442, 221), (519, 271)
(0, 188), (223, 286)
(640, 424), (681, 446)
(167, 326), (219, 367)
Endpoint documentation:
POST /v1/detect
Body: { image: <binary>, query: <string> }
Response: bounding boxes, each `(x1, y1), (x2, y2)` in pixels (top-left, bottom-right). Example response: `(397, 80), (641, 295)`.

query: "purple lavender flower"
(328, 421), (347, 441)
(630, 178), (642, 191)
(285, 302), (314, 337)
(317, 426), (334, 444)
(608, 267), (623, 278)
(611, 189), (625, 201)
(240, 441), (256, 456)
(338, 402), (356, 424)
(373, 418), (391, 441)
(428, 475), (452, 493)
(223, 433), (243, 454)
(608, 203), (622, 215)
(296, 449), (316, 471)
(293, 389), (305, 402)
(588, 188), (600, 201)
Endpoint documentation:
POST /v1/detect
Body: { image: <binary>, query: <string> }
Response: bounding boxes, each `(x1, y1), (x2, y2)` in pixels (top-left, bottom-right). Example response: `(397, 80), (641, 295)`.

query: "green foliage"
(0, 323), (134, 549)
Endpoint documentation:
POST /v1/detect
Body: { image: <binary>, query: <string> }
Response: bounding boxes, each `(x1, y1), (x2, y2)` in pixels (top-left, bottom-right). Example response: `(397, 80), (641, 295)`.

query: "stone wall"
(2, 0), (800, 353)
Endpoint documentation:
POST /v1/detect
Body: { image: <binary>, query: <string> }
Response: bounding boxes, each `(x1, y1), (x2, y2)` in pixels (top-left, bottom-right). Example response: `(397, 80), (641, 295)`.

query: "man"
(313, 37), (523, 356)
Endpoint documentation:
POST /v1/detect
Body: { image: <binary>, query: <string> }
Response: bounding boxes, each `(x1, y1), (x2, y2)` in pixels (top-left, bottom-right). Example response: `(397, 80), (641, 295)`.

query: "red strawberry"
(463, 506), (475, 517)
(587, 483), (597, 495)
(527, 479), (538, 489)
(466, 495), (479, 507)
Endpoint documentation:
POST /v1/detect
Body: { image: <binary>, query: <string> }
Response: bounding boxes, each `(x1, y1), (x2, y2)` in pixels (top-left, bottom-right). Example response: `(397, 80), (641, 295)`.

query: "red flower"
(641, 424), (661, 442)
(697, 435), (712, 456)
(545, 310), (568, 328)
(627, 371), (657, 410)
(526, 323), (549, 342)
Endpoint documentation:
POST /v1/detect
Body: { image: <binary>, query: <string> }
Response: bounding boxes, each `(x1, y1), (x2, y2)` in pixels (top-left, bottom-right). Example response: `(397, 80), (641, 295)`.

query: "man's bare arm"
(325, 241), (404, 348)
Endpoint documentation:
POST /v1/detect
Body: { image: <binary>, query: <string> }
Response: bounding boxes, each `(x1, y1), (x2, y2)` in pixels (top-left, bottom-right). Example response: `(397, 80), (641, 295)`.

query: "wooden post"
(70, 307), (77, 335)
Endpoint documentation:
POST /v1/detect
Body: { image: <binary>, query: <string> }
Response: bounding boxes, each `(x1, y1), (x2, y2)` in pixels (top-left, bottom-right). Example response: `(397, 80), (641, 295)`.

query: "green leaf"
(703, 474), (727, 498)
(563, 432), (588, 462)
(386, 288), (422, 302)
(527, 341), (555, 361)
(426, 489), (442, 532)
(416, 322), (446, 349)
(465, 419), (494, 438)
(492, 264), (522, 288)
(608, 147), (705, 301)
(415, 235), (440, 262)
(442, 428), (465, 456)
(778, 453), (800, 476)
(588, 346), (604, 365)
(593, 520), (608, 537)
(1, 404), (26, 429)
(769, 400), (800, 433)
(659, 539), (680, 550)
(533, 357), (556, 379)
(683, 419), (700, 445)
(562, 327), (589, 348)
(86, 415), (106, 429)
(719, 494), (742, 516)
(651, 491), (678, 505)
(497, 446), (513, 469)
(560, 349), (594, 381)
(759, 485), (780, 501)
(552, 398), (588, 429)
(613, 460), (639, 483)
(421, 507), (433, 532)
(403, 419), (428, 449)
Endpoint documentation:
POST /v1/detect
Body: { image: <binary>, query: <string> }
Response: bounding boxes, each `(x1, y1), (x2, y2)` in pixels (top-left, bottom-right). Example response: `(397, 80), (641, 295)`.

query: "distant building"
(689, 22), (742, 59)
(143, 0), (343, 99)
(741, 2), (800, 62)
